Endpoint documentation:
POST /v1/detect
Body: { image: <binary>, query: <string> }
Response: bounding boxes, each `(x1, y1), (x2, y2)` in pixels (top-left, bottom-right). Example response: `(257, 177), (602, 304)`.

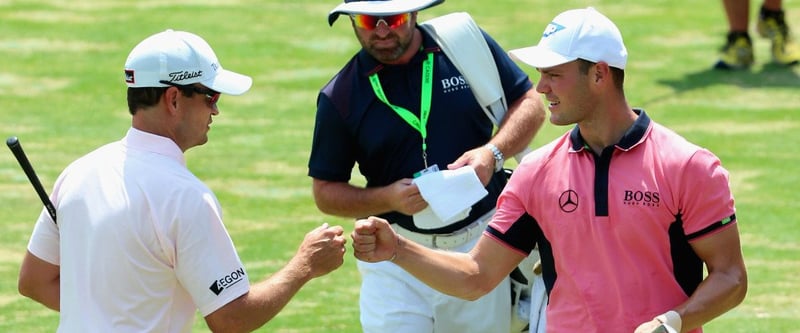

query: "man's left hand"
(447, 146), (495, 186)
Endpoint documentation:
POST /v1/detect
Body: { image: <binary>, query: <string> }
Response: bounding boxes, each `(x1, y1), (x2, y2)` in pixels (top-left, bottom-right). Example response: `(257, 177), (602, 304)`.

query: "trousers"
(357, 226), (511, 333)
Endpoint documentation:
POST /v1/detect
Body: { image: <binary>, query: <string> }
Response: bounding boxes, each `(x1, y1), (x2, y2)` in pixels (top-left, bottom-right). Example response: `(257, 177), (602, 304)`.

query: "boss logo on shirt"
(623, 190), (660, 207)
(441, 75), (470, 93)
(209, 267), (246, 296)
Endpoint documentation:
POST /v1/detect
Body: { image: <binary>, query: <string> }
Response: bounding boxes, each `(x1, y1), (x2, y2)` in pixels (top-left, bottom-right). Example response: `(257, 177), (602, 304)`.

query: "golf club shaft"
(6, 136), (57, 224)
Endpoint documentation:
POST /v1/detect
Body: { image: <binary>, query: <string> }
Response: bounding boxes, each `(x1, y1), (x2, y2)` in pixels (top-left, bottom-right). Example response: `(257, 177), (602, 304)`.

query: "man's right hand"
(387, 178), (428, 215)
(351, 216), (399, 263)
(295, 223), (347, 278)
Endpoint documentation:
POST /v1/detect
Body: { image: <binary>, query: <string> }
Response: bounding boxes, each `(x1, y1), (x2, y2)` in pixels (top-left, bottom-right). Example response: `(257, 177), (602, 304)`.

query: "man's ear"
(594, 62), (611, 83)
(163, 87), (179, 112)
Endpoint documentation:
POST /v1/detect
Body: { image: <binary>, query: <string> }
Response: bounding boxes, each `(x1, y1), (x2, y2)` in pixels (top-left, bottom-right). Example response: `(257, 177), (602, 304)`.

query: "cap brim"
(328, 0), (444, 26)
(201, 69), (252, 96)
(508, 46), (577, 69)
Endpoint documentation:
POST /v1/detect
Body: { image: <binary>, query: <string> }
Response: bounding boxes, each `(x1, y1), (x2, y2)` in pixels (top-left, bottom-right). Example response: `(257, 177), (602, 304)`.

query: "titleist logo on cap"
(167, 70), (203, 82)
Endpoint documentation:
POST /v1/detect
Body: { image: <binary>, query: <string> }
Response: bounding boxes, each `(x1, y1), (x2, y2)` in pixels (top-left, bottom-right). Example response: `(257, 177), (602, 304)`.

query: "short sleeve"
(679, 149), (737, 239)
(172, 191), (250, 316)
(27, 208), (61, 265)
(308, 93), (357, 182)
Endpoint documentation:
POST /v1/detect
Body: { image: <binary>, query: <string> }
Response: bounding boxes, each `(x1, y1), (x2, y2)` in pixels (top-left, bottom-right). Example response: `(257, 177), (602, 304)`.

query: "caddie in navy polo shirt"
(311, 27), (532, 234)
(309, 1), (547, 332)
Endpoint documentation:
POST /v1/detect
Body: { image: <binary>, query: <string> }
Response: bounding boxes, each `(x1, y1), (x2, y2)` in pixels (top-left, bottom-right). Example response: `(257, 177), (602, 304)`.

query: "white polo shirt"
(27, 128), (249, 332)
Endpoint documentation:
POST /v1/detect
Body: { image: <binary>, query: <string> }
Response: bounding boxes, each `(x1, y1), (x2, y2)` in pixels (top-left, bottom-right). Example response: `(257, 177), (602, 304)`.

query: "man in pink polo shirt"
(351, 7), (747, 333)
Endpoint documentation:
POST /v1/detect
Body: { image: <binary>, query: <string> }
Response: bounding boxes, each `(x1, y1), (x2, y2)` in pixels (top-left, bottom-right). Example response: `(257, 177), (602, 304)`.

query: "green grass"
(1, 0), (798, 332)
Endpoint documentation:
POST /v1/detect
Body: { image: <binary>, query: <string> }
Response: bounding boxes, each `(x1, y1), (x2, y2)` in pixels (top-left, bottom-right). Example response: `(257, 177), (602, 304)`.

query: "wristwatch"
(484, 143), (504, 173)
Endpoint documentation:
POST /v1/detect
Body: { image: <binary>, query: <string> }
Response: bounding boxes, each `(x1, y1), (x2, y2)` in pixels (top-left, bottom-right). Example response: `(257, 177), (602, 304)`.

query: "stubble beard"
(362, 32), (413, 64)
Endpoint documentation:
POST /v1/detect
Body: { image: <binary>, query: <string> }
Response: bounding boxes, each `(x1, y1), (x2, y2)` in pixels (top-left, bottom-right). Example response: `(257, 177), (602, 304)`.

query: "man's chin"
(368, 48), (403, 63)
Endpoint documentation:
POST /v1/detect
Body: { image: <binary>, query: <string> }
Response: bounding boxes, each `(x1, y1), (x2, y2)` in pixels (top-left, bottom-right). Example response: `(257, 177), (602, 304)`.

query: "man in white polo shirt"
(17, 29), (347, 332)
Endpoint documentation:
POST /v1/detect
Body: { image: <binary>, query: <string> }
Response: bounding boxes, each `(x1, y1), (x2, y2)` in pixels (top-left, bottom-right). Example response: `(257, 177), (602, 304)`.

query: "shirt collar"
(122, 128), (186, 166)
(570, 109), (651, 152)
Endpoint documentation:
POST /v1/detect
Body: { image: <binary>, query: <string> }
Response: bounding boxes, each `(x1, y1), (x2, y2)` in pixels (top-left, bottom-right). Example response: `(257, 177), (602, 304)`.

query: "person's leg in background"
(715, 0), (799, 69)
(757, 0), (800, 66)
(715, 0), (755, 69)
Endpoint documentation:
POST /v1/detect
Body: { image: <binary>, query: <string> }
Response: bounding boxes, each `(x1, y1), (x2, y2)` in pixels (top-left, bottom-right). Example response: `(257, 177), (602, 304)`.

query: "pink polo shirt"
(487, 111), (736, 333)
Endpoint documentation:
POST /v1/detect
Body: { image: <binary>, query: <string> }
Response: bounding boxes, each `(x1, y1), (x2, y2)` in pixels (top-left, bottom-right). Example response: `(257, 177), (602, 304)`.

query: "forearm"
(207, 223), (345, 332)
(671, 225), (748, 332)
(490, 88), (545, 158)
(313, 180), (392, 218)
(391, 236), (493, 300)
(206, 258), (313, 332)
(675, 269), (747, 332)
(247, 261), (313, 325)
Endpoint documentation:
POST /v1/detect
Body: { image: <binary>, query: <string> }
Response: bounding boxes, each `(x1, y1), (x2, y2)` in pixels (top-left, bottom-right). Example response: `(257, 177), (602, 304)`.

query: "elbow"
(311, 180), (337, 215)
(534, 104), (546, 126)
(17, 272), (42, 300)
(17, 253), (61, 311)
(529, 100), (546, 131)
(731, 269), (748, 306)
(206, 309), (253, 333)
(460, 276), (498, 301)
(462, 289), (490, 302)
(18, 280), (34, 300)
(18, 278), (47, 308)
(527, 88), (547, 119)
(208, 323), (247, 333)
(205, 292), (274, 333)
(713, 264), (748, 309)
(312, 195), (337, 216)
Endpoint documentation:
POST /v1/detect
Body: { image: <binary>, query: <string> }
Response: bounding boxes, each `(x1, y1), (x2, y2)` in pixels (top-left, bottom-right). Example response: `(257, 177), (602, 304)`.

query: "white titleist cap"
(124, 29), (252, 95)
(509, 7), (628, 70)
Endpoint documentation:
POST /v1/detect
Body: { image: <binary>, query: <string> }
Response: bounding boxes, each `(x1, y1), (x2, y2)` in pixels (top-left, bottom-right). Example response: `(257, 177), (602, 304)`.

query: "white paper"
(412, 166), (488, 230)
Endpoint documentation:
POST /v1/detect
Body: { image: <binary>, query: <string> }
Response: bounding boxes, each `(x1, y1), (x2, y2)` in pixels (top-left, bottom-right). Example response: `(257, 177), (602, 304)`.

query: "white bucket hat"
(508, 7), (628, 70)
(328, 0), (444, 26)
(124, 29), (252, 95)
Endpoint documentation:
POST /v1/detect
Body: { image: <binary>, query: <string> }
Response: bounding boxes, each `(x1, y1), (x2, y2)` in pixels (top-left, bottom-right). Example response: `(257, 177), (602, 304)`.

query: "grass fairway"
(1, 0), (798, 332)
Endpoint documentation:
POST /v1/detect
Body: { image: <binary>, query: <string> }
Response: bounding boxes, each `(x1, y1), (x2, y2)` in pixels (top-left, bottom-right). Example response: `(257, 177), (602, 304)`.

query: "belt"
(393, 209), (494, 249)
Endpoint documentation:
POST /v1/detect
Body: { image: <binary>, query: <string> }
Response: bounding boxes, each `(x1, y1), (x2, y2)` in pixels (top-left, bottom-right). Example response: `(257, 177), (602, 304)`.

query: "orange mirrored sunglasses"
(351, 13), (410, 30)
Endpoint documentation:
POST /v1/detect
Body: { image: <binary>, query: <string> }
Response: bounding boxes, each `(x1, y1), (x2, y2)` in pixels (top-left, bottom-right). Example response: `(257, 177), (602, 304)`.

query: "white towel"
(412, 167), (488, 230)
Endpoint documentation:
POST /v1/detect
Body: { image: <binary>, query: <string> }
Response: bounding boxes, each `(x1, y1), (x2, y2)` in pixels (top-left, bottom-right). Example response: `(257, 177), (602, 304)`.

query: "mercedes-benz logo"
(559, 190), (579, 213)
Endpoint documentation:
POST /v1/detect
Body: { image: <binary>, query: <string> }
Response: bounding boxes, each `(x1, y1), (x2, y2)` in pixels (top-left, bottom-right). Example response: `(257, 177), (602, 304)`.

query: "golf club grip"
(6, 137), (57, 224)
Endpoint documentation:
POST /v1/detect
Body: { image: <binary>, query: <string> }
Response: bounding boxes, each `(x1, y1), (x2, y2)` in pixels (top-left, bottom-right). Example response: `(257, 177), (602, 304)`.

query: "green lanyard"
(369, 52), (434, 168)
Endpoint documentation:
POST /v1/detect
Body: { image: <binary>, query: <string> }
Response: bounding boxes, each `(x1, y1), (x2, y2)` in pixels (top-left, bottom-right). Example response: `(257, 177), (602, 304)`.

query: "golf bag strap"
(420, 12), (532, 163)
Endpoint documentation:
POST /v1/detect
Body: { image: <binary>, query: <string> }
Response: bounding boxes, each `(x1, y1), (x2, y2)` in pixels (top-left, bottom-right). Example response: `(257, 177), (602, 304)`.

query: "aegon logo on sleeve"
(209, 267), (246, 296)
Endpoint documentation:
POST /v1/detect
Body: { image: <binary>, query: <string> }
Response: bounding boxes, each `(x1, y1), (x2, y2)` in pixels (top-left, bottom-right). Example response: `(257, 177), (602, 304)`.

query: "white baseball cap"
(327, 0), (444, 26)
(509, 7), (628, 70)
(124, 29), (252, 95)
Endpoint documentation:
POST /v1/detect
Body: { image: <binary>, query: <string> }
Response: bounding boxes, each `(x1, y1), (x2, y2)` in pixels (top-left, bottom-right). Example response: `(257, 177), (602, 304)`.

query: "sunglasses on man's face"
(351, 13), (410, 30)
(159, 80), (221, 106)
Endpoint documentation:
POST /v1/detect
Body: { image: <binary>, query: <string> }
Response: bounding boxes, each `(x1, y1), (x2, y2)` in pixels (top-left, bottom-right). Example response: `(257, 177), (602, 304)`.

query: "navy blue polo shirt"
(309, 26), (533, 234)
